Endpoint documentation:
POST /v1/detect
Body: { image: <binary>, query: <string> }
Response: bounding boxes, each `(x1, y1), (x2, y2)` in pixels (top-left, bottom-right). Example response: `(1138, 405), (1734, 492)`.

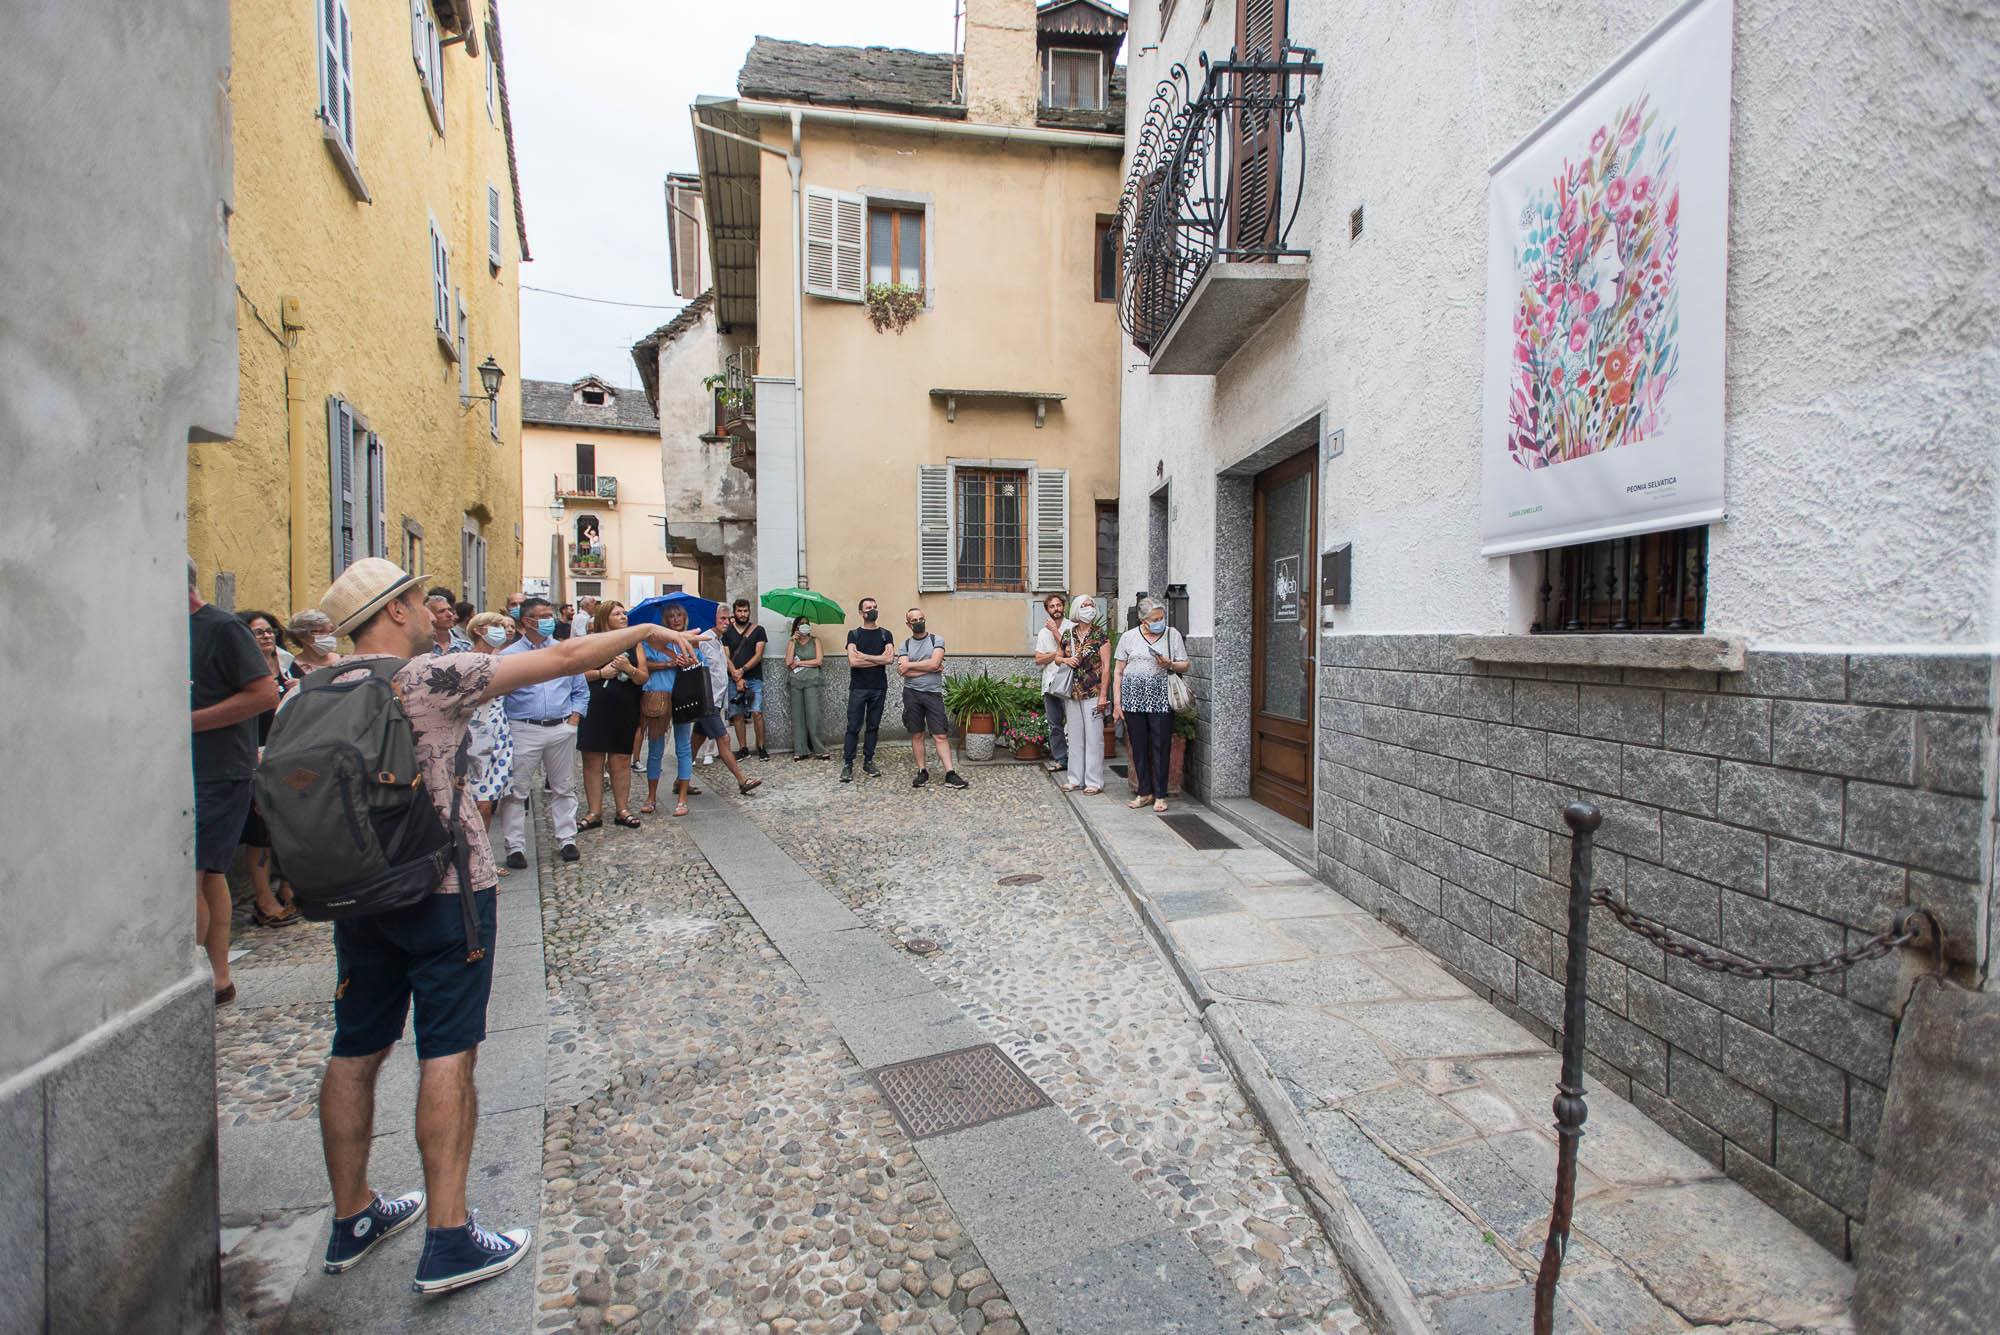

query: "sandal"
(614, 811), (642, 829)
(1153, 800), (1169, 813)
(739, 778), (763, 796)
(1127, 795), (1151, 809)
(214, 983), (236, 1006)
(793, 753), (811, 762)
(578, 814), (604, 832)
(673, 800), (690, 817)
(639, 800), (656, 815)
(252, 905), (301, 927)
(1061, 781), (1081, 792)
(1083, 787), (1103, 795)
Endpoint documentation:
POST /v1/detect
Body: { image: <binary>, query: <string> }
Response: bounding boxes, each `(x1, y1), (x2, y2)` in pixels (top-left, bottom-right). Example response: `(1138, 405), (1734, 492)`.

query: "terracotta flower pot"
(1014, 740), (1044, 761)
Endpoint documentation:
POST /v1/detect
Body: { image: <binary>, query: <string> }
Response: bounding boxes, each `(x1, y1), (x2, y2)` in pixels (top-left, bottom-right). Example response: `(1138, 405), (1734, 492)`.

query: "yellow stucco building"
(190, 0), (529, 617)
(520, 376), (701, 606)
(686, 0), (1128, 677)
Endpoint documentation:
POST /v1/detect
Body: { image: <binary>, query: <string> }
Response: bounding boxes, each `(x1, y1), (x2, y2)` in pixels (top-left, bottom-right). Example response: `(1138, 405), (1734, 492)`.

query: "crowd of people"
(185, 558), (1192, 1299)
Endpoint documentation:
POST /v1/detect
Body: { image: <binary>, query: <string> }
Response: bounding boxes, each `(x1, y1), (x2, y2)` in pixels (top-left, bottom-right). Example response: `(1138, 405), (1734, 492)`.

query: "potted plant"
(943, 673), (1009, 761)
(1001, 709), (1048, 761)
(865, 282), (924, 334)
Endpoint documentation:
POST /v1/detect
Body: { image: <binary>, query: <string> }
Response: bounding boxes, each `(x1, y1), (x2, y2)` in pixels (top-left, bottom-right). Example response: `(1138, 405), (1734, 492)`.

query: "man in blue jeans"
(841, 596), (895, 782)
(309, 559), (697, 1295)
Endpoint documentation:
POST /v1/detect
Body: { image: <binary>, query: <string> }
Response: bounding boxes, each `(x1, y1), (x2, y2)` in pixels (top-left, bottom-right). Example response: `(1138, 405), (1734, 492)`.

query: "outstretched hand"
(644, 625), (700, 666)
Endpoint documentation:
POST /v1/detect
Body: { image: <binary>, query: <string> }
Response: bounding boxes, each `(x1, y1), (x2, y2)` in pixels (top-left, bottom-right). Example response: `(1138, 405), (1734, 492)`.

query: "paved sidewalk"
(1068, 792), (1856, 1334)
(216, 815), (548, 1333)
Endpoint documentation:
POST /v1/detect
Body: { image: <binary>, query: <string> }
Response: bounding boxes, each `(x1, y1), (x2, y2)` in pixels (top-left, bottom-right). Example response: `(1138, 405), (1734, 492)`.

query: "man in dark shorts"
(188, 557), (279, 1003)
(721, 596), (769, 760)
(898, 607), (967, 790)
(310, 559), (698, 1295)
(841, 596), (895, 782)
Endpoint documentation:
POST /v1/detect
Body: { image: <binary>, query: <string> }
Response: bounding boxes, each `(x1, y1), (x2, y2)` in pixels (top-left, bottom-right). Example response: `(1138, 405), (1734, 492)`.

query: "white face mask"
(483, 626), (509, 647)
(1073, 604), (1095, 623)
(313, 635), (338, 654)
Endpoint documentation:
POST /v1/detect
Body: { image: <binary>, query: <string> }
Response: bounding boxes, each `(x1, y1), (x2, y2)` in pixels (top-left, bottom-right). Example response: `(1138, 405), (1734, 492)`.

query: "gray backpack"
(253, 659), (483, 960)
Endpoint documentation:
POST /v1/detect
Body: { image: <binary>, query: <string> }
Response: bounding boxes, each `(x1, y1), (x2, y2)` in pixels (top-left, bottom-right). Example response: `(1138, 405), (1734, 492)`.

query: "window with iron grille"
(1093, 216), (1120, 302)
(1531, 525), (1708, 634)
(956, 468), (1027, 592)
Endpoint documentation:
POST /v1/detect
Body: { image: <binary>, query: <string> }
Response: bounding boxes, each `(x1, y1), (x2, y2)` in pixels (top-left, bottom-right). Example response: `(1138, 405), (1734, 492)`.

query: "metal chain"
(1590, 891), (1917, 981)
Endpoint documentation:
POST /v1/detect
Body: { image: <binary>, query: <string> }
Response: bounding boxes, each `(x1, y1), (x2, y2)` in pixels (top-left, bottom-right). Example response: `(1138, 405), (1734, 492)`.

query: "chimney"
(963, 0), (1038, 128)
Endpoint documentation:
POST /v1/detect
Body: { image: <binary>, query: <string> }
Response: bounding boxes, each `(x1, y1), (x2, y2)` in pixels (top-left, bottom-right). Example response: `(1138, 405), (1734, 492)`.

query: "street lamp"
(477, 356), (504, 401)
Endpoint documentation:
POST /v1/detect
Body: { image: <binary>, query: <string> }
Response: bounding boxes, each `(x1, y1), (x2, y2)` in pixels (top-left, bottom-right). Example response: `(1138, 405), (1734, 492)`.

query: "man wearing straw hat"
(310, 558), (698, 1295)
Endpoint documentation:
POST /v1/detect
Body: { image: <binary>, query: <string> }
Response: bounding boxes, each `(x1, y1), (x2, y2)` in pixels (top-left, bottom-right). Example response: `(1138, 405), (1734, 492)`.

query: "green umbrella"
(760, 587), (846, 624)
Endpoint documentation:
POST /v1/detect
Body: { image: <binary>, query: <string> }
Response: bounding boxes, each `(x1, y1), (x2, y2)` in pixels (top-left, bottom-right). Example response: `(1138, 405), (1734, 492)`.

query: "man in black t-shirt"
(188, 558), (280, 1002)
(721, 597), (770, 760)
(841, 596), (895, 782)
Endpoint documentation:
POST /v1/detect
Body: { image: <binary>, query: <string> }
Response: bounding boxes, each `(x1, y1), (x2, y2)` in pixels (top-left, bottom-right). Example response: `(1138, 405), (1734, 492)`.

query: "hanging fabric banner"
(1479, 0), (1735, 557)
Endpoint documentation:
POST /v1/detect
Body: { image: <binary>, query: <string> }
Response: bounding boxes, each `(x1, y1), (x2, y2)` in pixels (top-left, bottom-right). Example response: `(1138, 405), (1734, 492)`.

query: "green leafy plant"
(865, 282), (924, 334)
(702, 373), (755, 422)
(1173, 711), (1199, 741)
(943, 672), (1010, 724)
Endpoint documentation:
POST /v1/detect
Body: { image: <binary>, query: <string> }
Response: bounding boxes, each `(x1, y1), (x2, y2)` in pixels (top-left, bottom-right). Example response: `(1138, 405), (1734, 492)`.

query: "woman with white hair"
(1058, 595), (1112, 794)
(1113, 595), (1190, 813)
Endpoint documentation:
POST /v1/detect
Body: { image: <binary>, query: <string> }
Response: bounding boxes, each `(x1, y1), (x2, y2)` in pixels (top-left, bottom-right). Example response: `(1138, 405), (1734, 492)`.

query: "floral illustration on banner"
(1507, 93), (1680, 470)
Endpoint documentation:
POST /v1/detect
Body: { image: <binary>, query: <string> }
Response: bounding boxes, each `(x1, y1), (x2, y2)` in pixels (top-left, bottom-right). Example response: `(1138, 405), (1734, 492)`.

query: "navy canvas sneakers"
(322, 1190), (426, 1273)
(412, 1212), (533, 1295)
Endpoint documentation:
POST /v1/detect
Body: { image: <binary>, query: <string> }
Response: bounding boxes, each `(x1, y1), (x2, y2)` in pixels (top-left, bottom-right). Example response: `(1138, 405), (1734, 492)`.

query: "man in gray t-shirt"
(896, 606), (966, 789)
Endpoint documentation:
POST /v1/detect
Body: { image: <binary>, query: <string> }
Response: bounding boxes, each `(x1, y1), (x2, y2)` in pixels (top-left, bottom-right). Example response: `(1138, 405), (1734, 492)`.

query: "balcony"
(568, 549), (607, 577)
(1116, 46), (1322, 374)
(555, 473), (618, 505)
(704, 346), (758, 439)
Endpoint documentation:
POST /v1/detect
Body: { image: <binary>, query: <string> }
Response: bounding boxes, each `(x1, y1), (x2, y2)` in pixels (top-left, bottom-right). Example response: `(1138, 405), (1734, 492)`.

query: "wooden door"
(1228, 0), (1288, 255)
(1250, 447), (1316, 825)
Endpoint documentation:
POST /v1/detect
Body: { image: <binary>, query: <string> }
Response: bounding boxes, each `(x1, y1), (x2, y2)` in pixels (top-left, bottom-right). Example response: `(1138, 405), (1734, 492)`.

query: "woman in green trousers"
(785, 616), (833, 760)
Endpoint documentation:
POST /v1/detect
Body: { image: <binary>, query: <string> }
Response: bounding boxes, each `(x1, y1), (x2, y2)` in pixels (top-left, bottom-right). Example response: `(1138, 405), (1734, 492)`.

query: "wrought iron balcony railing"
(1116, 45), (1323, 354)
(555, 473), (618, 504)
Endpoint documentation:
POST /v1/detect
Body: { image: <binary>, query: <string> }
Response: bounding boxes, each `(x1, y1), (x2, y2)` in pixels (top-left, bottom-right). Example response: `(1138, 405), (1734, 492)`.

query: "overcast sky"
(506, 0), (959, 388)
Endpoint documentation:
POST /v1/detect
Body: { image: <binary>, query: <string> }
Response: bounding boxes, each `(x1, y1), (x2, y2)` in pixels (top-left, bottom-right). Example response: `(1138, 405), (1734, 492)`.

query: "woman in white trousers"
(1058, 596), (1113, 794)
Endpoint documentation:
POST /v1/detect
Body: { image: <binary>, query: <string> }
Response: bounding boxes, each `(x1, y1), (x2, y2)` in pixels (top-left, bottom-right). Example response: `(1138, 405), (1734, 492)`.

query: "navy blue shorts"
(332, 889), (497, 1061)
(194, 779), (252, 874)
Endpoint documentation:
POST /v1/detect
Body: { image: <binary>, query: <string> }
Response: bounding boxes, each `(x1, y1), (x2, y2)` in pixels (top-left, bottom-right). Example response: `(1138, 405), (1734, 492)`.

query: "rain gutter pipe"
(733, 98), (1124, 151)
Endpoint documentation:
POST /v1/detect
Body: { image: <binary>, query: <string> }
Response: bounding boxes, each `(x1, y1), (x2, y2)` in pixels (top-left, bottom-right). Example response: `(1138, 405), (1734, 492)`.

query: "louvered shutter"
(917, 465), (954, 592)
(831, 194), (866, 299)
(321, 0), (355, 151)
(1029, 469), (1070, 592)
(1231, 0), (1287, 251)
(456, 289), (469, 393)
(328, 398), (356, 575)
(804, 187), (867, 301)
(367, 434), (388, 558)
(411, 0), (426, 70)
(487, 186), (503, 267)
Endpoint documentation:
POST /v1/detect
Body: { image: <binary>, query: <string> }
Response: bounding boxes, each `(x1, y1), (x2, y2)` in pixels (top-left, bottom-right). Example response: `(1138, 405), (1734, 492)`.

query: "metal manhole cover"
(1161, 813), (1238, 850)
(902, 937), (940, 955)
(997, 873), (1044, 886)
(868, 1043), (1051, 1140)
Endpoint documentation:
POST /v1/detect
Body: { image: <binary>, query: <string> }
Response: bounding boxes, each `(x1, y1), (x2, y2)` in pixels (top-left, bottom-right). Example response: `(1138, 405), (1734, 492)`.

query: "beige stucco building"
(520, 376), (700, 606)
(674, 0), (1127, 739)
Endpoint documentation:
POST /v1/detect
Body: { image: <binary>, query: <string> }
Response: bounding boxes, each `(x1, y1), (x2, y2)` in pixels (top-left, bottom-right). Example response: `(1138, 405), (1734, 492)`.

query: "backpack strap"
(449, 728), (484, 963)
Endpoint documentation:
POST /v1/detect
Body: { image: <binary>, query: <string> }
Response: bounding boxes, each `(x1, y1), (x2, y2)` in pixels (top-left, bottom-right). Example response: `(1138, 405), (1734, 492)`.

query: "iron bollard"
(1533, 800), (1601, 1335)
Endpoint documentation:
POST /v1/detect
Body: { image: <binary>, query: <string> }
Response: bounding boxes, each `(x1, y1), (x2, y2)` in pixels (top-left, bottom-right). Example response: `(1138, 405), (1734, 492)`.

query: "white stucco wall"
(1120, 0), (2000, 647)
(0, 0), (237, 1079)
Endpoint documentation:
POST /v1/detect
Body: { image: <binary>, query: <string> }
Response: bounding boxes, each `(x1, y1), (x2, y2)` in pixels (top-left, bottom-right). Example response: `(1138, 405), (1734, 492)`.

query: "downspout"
(789, 108), (806, 588)
(287, 360), (311, 608)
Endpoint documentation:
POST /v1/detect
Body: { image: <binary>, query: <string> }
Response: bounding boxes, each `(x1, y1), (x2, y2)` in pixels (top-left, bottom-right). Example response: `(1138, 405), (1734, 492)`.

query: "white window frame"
(412, 0), (446, 135)
(802, 185), (866, 302)
(918, 459), (1068, 596)
(859, 187), (936, 308)
(429, 215), (455, 354)
(461, 514), (489, 609)
(316, 0), (369, 201)
(487, 185), (504, 269)
(1042, 48), (1107, 111)
(485, 19), (499, 123)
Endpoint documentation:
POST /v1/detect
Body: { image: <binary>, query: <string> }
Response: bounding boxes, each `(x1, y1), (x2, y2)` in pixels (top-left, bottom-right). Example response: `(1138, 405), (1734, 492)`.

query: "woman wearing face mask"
(463, 613), (518, 865)
(783, 616), (833, 760)
(638, 603), (696, 815)
(1059, 597), (1112, 795)
(1113, 595), (1190, 813)
(285, 609), (343, 679)
(237, 611), (301, 926)
(575, 601), (648, 830)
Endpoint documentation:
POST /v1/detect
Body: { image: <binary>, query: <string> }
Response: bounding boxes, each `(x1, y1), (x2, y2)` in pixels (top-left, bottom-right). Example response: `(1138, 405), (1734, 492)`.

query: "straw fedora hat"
(321, 558), (423, 637)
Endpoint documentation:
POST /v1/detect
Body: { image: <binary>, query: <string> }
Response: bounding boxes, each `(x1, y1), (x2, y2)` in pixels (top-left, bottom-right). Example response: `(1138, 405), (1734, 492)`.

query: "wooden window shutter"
(1030, 469), (1070, 592)
(321, 0), (356, 151)
(804, 187), (867, 301)
(917, 465), (954, 592)
(328, 397), (356, 576)
(1231, 0), (1287, 252)
(367, 433), (388, 558)
(488, 186), (503, 268)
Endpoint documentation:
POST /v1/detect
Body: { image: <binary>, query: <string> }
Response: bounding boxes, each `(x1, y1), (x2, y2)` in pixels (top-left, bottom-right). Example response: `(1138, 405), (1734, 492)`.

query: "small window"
(1044, 49), (1104, 110)
(402, 519), (425, 577)
(328, 397), (387, 574)
(461, 515), (488, 608)
(411, 0), (445, 134)
(1093, 216), (1120, 303)
(488, 391), (499, 440)
(956, 468), (1028, 592)
(580, 388), (606, 406)
(487, 185), (503, 269)
(429, 218), (452, 348)
(454, 290), (469, 397)
(867, 205), (924, 290)
(1531, 526), (1708, 634)
(485, 21), (498, 123)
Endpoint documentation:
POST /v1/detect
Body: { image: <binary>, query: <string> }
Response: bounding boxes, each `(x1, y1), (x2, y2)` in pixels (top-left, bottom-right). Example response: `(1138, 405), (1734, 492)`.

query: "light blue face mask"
(535, 617), (556, 637)
(483, 626), (508, 647)
(1146, 617), (1166, 633)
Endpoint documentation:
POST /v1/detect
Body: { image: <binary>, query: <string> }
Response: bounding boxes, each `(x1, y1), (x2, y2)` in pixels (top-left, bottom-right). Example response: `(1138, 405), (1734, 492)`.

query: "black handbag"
(670, 662), (708, 724)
